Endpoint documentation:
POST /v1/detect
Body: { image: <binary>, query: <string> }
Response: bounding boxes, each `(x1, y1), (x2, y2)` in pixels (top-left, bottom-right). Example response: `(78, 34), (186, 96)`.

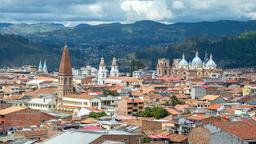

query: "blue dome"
(206, 54), (217, 68)
(179, 54), (188, 67)
(192, 51), (202, 66)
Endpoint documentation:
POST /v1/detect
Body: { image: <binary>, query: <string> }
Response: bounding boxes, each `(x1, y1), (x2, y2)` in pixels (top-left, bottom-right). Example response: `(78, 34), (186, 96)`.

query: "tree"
(133, 105), (169, 119)
(143, 137), (151, 143)
(102, 89), (119, 96)
(164, 95), (184, 106)
(88, 112), (107, 119)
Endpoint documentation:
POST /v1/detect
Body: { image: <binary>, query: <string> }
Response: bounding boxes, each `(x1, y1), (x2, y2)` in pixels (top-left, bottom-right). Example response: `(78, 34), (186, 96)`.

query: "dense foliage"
(102, 89), (119, 96)
(164, 96), (185, 106)
(1, 20), (256, 70)
(133, 105), (169, 119)
(88, 112), (107, 119)
(135, 31), (256, 68)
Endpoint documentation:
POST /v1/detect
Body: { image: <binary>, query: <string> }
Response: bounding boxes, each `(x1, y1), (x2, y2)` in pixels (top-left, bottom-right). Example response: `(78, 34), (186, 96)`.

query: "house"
(189, 119), (256, 144)
(116, 97), (144, 116)
(27, 97), (56, 111)
(0, 106), (54, 128)
(41, 129), (143, 144)
(105, 77), (143, 88)
(191, 86), (206, 99)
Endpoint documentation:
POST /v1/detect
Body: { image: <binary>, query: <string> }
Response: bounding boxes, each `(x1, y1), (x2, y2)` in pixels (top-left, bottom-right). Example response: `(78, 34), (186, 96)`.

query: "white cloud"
(0, 0), (256, 24)
(172, 1), (185, 10)
(121, 0), (173, 21)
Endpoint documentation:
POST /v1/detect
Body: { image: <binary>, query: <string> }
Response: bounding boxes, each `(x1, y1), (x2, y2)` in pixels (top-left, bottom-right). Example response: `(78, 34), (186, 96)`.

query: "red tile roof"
(186, 114), (210, 121)
(208, 104), (222, 110)
(213, 119), (256, 140)
(58, 46), (72, 76)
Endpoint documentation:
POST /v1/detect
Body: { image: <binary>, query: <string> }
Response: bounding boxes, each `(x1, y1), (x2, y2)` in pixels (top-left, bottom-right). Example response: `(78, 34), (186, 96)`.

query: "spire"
(58, 44), (72, 76)
(210, 53), (213, 59)
(38, 60), (42, 72)
(99, 57), (105, 66)
(43, 60), (48, 73)
(182, 53), (185, 59)
(64, 40), (67, 48)
(112, 57), (117, 66)
(195, 50), (199, 57)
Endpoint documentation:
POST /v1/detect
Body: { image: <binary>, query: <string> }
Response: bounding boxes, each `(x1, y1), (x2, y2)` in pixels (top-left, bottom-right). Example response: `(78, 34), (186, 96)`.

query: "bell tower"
(57, 44), (73, 106)
(110, 57), (119, 77)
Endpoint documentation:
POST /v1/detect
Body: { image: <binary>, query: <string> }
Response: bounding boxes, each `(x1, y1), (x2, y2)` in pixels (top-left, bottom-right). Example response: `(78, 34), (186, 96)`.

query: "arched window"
(64, 77), (67, 85)
(69, 77), (72, 85)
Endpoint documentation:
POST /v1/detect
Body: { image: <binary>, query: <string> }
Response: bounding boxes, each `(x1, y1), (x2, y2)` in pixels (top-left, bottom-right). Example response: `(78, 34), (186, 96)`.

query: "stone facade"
(156, 52), (222, 80)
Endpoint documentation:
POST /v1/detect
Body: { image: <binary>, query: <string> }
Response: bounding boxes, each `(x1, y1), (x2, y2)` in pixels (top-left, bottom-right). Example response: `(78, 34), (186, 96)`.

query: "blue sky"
(0, 0), (256, 26)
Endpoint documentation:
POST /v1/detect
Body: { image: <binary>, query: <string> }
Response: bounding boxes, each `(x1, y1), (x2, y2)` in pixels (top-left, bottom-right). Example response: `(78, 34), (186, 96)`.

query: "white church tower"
(110, 57), (119, 77)
(97, 57), (107, 85)
(43, 60), (48, 74)
(38, 60), (43, 72)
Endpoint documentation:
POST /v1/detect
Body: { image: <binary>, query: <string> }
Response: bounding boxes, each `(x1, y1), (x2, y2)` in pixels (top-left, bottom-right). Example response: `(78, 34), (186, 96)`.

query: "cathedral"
(97, 57), (119, 85)
(38, 59), (48, 74)
(156, 51), (222, 80)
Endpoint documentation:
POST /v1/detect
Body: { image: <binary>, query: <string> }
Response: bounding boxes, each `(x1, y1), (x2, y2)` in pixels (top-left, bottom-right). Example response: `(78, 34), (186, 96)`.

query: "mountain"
(135, 31), (256, 68)
(1, 20), (256, 70)
(0, 23), (13, 28)
(0, 23), (65, 36)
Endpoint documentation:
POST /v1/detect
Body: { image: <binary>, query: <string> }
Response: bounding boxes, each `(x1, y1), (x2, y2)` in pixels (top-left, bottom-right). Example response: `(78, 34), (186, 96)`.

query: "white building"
(97, 57), (107, 85)
(27, 97), (56, 111)
(132, 70), (144, 79)
(110, 57), (119, 77)
(80, 65), (98, 77)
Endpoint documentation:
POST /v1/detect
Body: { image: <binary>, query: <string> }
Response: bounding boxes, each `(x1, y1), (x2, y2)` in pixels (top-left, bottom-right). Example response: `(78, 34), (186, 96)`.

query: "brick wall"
(3, 108), (54, 127)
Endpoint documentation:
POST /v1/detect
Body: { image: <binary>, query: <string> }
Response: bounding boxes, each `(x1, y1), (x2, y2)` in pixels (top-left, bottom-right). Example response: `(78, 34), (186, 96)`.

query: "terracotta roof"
(107, 76), (142, 83)
(81, 118), (97, 124)
(208, 104), (222, 110)
(166, 108), (180, 115)
(0, 106), (26, 115)
(23, 88), (57, 97)
(201, 95), (220, 101)
(186, 114), (210, 121)
(213, 119), (256, 140)
(58, 46), (72, 76)
(168, 134), (188, 142)
(174, 104), (189, 111)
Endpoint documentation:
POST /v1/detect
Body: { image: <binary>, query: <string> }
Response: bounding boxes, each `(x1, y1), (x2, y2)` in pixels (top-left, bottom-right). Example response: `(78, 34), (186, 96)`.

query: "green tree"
(88, 112), (107, 119)
(102, 89), (119, 96)
(133, 105), (169, 119)
(164, 95), (184, 106)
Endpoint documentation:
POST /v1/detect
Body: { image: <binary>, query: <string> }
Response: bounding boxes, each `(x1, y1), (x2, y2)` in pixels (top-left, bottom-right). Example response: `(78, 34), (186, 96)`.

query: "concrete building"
(0, 107), (54, 128)
(191, 86), (206, 99)
(42, 129), (143, 144)
(116, 97), (144, 116)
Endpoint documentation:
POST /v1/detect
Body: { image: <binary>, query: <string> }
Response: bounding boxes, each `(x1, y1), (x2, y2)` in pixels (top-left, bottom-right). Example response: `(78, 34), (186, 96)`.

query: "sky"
(0, 0), (256, 26)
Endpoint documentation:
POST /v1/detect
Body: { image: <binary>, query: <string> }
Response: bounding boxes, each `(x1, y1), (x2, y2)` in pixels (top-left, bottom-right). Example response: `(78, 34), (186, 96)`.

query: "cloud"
(172, 1), (185, 10)
(121, 0), (173, 21)
(0, 0), (256, 25)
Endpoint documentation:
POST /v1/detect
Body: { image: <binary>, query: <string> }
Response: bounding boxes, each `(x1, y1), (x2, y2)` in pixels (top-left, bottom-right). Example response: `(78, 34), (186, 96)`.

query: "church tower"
(38, 60), (43, 72)
(110, 57), (119, 77)
(97, 57), (107, 85)
(57, 44), (73, 106)
(43, 60), (48, 74)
